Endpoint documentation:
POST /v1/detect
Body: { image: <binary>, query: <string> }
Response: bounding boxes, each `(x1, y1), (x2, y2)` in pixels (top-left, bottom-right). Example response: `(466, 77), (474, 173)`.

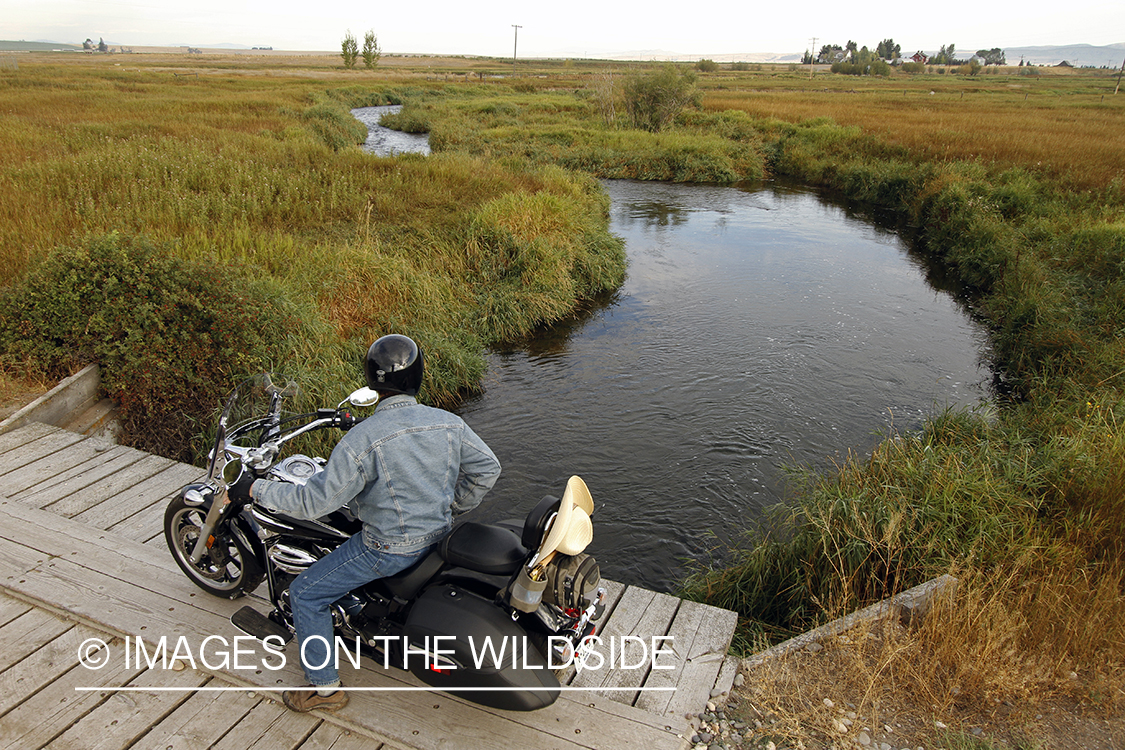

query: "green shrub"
(623, 64), (700, 132)
(0, 233), (293, 460)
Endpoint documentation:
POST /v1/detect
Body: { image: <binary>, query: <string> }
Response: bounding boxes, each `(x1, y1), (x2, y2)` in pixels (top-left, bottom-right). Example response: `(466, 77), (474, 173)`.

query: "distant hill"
(0, 40), (81, 51)
(993, 43), (1124, 68)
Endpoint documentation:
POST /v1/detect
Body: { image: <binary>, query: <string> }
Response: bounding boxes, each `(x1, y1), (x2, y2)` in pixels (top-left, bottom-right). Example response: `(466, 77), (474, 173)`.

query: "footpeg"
(231, 606), (294, 644)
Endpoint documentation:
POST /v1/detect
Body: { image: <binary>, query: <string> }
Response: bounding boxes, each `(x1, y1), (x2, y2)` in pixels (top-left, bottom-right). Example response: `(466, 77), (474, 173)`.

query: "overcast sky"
(3, 0), (1122, 58)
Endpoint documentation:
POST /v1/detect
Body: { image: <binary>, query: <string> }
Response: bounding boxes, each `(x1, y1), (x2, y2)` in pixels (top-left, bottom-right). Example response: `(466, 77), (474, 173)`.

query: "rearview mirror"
(347, 386), (380, 408)
(222, 459), (244, 486)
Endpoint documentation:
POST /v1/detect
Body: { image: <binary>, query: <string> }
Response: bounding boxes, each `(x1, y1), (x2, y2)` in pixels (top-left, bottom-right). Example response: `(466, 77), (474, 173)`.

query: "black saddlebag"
(403, 583), (560, 710)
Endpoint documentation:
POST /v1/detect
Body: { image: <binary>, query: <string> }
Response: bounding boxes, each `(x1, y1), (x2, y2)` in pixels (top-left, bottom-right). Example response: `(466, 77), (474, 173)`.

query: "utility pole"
(1115, 54), (1125, 95)
(512, 24), (522, 76)
(809, 37), (818, 79)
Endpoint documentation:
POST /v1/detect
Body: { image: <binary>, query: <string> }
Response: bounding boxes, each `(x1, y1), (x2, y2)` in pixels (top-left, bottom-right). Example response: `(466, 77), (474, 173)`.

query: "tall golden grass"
(701, 73), (1125, 188)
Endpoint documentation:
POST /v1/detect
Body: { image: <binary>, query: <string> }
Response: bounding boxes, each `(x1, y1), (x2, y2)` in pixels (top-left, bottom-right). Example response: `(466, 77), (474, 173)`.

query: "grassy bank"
(0, 61), (624, 459)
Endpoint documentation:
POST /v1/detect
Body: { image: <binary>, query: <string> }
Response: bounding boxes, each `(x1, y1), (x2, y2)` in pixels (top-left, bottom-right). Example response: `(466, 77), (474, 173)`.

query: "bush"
(623, 64), (700, 132)
(696, 59), (719, 73)
(0, 233), (293, 460)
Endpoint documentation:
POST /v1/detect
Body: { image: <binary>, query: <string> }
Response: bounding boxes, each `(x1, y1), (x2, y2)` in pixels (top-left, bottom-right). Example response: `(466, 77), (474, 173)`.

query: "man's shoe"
(282, 686), (349, 713)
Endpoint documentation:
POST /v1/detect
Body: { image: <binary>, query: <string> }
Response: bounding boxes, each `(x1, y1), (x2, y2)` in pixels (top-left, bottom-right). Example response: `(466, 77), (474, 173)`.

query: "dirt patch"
(0, 371), (50, 421)
(695, 623), (1125, 750)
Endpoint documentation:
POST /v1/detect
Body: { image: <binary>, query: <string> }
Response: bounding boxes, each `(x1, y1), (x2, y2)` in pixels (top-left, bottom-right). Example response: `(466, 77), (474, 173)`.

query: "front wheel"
(164, 496), (264, 598)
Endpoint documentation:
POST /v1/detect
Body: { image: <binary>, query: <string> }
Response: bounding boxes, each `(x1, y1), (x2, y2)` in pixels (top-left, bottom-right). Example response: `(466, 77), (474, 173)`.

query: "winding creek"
(354, 107), (992, 592)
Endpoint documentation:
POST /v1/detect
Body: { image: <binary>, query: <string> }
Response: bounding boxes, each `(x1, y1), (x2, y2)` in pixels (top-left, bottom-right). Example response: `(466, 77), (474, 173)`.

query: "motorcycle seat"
(440, 522), (527, 575)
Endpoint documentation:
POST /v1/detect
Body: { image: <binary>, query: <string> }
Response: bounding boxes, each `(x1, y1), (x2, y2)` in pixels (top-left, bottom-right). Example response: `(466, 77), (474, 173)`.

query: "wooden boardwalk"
(0, 422), (739, 750)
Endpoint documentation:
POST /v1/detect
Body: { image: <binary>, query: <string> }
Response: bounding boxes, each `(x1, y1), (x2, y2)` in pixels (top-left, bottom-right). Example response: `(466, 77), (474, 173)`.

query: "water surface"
(457, 180), (990, 591)
(351, 111), (989, 592)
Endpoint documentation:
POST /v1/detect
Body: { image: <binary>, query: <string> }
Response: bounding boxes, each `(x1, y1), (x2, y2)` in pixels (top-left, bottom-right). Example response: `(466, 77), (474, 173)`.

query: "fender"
(232, 507), (267, 571)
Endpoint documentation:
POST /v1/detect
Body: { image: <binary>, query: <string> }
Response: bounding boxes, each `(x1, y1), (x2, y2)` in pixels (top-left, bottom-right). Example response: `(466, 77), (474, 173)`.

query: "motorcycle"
(164, 374), (605, 711)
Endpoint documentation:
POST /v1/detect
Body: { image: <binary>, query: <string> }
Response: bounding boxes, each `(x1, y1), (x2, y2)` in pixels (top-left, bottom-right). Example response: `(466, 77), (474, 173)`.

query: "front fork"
(188, 487), (231, 565)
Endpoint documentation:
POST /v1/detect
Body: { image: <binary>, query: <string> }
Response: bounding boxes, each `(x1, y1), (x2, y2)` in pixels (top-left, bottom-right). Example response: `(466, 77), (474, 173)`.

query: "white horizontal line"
(76, 685), (676, 692)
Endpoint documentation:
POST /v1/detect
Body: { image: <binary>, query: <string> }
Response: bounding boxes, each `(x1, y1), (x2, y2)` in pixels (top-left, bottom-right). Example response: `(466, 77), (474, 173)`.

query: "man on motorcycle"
(230, 334), (502, 712)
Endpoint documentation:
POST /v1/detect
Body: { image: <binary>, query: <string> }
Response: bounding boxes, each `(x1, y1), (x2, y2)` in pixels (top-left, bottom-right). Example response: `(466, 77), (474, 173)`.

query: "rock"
(698, 732), (714, 743)
(934, 721), (947, 730)
(832, 719), (849, 734)
(806, 642), (824, 654)
(823, 698), (835, 709)
(734, 673), (746, 687)
(856, 731), (872, 746)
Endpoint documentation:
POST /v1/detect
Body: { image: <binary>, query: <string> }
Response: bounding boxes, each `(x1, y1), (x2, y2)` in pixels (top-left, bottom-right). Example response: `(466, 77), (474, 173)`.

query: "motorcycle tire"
(164, 496), (265, 599)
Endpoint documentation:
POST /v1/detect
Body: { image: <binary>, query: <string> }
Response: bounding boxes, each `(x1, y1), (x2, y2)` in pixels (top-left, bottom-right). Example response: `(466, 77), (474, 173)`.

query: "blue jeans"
(290, 532), (427, 687)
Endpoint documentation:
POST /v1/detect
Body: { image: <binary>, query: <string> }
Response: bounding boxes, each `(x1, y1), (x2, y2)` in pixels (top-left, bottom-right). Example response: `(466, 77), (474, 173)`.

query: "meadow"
(2, 51), (1124, 743)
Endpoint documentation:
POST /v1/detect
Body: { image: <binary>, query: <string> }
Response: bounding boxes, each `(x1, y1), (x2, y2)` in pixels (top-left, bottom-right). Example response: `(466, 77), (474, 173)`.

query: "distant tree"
(340, 30), (358, 69)
(801, 50), (813, 65)
(362, 30), (380, 69)
(97, 37), (108, 53)
(623, 64), (699, 132)
(845, 40), (858, 61)
(83, 38), (93, 51)
(876, 38), (901, 60)
(933, 43), (957, 65)
(976, 47), (1006, 65)
(695, 58), (719, 72)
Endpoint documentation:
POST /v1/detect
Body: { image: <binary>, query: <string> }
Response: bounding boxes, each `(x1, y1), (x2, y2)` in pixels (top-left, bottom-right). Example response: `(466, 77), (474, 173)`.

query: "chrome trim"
(268, 543), (319, 574)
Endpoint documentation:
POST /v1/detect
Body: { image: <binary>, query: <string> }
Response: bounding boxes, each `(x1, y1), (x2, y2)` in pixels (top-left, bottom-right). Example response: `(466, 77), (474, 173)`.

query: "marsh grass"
(0, 62), (624, 458)
(732, 552), (1125, 748)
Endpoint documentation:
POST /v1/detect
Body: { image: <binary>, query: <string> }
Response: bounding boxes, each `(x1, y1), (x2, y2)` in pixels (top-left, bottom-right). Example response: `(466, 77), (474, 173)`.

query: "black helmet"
(365, 334), (424, 396)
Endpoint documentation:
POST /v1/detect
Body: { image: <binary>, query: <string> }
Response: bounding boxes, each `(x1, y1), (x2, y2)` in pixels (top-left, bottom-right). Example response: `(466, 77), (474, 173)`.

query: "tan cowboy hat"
(538, 475), (595, 559)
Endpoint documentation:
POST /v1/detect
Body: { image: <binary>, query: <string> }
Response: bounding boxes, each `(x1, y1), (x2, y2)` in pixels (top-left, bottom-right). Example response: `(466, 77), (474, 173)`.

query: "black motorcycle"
(164, 374), (604, 711)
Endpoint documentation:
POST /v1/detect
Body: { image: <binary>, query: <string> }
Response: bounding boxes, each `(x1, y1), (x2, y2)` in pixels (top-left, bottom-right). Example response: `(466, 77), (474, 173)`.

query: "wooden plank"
(558, 579), (626, 686)
(568, 586), (679, 696)
(0, 638), (146, 750)
(0, 503), (691, 750)
(0, 590), (32, 628)
(0, 421), (56, 455)
(43, 661), (209, 750)
(208, 699), (320, 750)
(637, 601), (738, 721)
(128, 684), (263, 750)
(42, 453), (174, 517)
(101, 464), (204, 544)
(299, 722), (388, 750)
(0, 607), (73, 673)
(0, 497), (183, 578)
(73, 461), (202, 531)
(0, 429), (85, 478)
(0, 620), (104, 718)
(0, 435), (120, 497)
(12, 446), (147, 507)
(2, 553), (675, 750)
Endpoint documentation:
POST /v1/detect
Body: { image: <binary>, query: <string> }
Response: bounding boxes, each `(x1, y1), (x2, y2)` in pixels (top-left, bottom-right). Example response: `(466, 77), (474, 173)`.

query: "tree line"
(801, 39), (1007, 67)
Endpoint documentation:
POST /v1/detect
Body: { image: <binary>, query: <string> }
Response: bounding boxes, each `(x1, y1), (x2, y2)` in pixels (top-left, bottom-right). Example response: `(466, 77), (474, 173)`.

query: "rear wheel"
(164, 496), (264, 598)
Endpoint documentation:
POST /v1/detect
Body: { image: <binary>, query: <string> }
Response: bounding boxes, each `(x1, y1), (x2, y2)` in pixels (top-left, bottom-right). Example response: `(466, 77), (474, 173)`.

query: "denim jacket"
(252, 395), (501, 554)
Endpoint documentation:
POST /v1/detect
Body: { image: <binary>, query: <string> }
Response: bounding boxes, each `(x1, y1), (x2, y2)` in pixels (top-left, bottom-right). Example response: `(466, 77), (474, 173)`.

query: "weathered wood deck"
(0, 422), (739, 749)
